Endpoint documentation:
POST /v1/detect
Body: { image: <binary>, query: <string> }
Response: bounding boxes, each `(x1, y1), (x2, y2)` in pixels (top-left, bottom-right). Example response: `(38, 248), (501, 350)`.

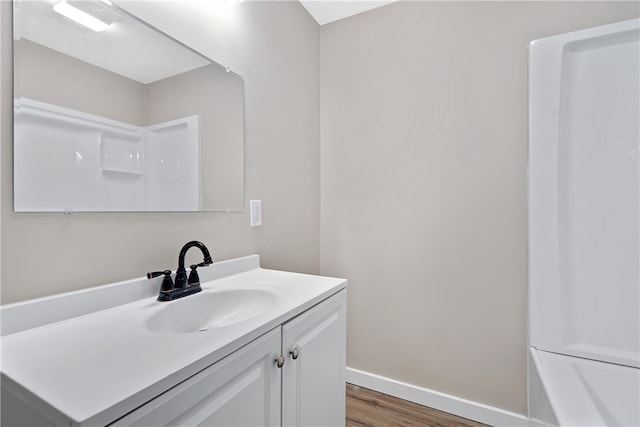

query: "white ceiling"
(299, 0), (397, 25)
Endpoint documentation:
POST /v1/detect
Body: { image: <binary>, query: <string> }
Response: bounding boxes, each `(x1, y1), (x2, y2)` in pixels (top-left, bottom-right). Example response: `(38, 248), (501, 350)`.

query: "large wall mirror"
(13, 0), (244, 212)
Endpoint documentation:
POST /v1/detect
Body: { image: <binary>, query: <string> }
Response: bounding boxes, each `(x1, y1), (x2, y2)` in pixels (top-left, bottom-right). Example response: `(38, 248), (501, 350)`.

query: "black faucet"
(147, 241), (214, 302)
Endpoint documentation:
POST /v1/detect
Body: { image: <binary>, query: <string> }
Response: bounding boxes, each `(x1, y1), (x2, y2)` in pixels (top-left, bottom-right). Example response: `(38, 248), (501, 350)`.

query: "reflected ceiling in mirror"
(13, 0), (244, 212)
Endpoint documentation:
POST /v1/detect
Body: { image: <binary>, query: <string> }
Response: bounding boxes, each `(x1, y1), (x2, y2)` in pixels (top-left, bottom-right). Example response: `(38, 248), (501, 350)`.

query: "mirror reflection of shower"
(14, 98), (200, 211)
(12, 0), (245, 212)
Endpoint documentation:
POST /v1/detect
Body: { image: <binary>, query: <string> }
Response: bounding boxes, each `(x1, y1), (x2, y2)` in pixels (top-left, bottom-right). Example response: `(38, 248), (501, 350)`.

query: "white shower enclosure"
(14, 98), (200, 212)
(528, 18), (639, 426)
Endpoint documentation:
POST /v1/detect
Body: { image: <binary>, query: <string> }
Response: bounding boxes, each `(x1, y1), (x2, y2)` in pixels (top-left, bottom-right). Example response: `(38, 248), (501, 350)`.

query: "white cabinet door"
(282, 290), (346, 427)
(112, 327), (281, 427)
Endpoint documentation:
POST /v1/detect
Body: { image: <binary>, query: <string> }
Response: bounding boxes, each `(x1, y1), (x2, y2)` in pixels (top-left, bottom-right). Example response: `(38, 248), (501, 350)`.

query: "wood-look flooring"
(346, 383), (490, 427)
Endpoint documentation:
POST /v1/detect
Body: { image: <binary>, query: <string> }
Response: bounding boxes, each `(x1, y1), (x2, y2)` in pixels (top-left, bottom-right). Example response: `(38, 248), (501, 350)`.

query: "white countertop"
(0, 256), (346, 425)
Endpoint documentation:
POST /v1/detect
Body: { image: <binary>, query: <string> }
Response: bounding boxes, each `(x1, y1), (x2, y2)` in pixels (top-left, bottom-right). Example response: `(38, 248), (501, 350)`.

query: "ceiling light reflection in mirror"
(53, 0), (111, 32)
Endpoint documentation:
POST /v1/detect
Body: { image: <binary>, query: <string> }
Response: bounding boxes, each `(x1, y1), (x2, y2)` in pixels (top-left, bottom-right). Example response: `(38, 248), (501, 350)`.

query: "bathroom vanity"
(0, 256), (347, 426)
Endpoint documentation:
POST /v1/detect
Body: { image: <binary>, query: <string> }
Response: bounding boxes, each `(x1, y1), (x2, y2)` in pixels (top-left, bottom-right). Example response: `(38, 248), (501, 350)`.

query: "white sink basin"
(146, 289), (278, 334)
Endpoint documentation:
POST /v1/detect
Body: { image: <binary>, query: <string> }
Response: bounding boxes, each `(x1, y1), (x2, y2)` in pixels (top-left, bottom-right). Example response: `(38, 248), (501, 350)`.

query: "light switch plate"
(250, 200), (262, 227)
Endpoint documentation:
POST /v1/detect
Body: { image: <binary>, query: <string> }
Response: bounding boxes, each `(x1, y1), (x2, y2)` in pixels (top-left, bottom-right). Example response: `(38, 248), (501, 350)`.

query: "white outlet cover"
(250, 200), (262, 227)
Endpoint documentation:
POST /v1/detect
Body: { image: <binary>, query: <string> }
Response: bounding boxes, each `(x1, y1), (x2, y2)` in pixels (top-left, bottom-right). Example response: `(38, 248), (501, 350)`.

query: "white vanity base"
(0, 255), (347, 426)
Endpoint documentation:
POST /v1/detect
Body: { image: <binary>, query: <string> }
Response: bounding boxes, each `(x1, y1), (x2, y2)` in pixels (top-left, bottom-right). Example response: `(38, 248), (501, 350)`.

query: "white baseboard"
(346, 367), (528, 427)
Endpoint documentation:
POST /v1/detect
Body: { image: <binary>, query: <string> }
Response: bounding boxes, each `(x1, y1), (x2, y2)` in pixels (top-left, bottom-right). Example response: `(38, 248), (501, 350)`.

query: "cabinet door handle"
(275, 355), (285, 368)
(289, 347), (300, 360)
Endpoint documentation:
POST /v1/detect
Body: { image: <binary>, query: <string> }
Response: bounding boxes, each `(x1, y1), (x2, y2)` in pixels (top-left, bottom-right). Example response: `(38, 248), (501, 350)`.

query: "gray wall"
(1, 0), (321, 303)
(320, 1), (639, 415)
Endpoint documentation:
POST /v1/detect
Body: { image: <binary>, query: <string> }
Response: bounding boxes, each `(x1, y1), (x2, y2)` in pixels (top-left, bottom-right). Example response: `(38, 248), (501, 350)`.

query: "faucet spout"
(175, 241), (214, 289)
(178, 241), (213, 271)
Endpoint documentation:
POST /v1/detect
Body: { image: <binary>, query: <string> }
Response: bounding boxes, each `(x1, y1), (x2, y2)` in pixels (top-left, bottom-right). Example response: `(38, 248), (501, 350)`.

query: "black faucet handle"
(188, 265), (200, 286)
(147, 270), (172, 279)
(147, 270), (174, 293)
